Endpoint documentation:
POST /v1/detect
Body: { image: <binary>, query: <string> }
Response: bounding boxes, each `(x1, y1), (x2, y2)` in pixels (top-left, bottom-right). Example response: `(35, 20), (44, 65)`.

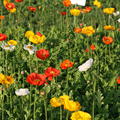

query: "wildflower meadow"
(0, 0), (120, 120)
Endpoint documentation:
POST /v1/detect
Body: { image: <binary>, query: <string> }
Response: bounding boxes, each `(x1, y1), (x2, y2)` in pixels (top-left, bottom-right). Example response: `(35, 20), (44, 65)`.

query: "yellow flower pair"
(25, 31), (46, 44)
(0, 73), (14, 85)
(50, 95), (81, 111)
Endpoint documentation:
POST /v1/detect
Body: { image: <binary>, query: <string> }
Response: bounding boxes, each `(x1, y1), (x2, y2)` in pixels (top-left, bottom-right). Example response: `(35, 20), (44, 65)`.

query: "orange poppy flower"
(0, 16), (5, 20)
(62, 0), (71, 7)
(90, 44), (96, 50)
(60, 59), (74, 69)
(102, 36), (113, 45)
(74, 28), (82, 33)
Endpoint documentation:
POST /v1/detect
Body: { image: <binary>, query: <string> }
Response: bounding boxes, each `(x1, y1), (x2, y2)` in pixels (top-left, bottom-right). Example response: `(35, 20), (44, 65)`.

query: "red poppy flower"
(117, 76), (120, 84)
(6, 3), (16, 10)
(36, 49), (50, 60)
(60, 59), (74, 69)
(90, 44), (96, 50)
(85, 48), (89, 52)
(26, 73), (46, 86)
(15, 0), (23, 2)
(27, 6), (36, 12)
(102, 36), (113, 45)
(44, 67), (60, 80)
(0, 33), (7, 41)
(60, 11), (67, 16)
(36, 32), (43, 37)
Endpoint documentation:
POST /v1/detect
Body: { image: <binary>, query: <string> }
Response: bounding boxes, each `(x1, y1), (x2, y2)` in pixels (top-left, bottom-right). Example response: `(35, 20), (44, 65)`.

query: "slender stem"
(66, 111), (69, 120)
(33, 87), (36, 120)
(92, 78), (96, 120)
(2, 89), (4, 120)
(60, 106), (62, 120)
(44, 93), (48, 120)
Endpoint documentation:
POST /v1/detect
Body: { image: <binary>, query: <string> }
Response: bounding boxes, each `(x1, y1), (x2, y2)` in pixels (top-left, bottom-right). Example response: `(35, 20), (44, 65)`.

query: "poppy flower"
(44, 67), (60, 80)
(78, 58), (93, 72)
(93, 0), (102, 8)
(26, 73), (46, 86)
(70, 8), (81, 16)
(103, 8), (115, 14)
(27, 6), (36, 12)
(102, 36), (113, 45)
(36, 32), (43, 37)
(85, 48), (89, 52)
(0, 16), (5, 20)
(15, 0), (23, 2)
(5, 3), (16, 10)
(90, 44), (96, 50)
(36, 49), (50, 60)
(15, 88), (30, 96)
(116, 76), (120, 84)
(1, 43), (15, 51)
(60, 59), (74, 69)
(0, 33), (7, 41)
(74, 28), (82, 33)
(82, 6), (92, 13)
(24, 44), (37, 55)
(62, 0), (71, 7)
(104, 25), (115, 30)
(60, 11), (67, 16)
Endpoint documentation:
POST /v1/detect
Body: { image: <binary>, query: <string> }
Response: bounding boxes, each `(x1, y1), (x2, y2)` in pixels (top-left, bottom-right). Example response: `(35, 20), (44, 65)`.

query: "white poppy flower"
(78, 58), (93, 72)
(70, 0), (86, 6)
(1, 43), (15, 51)
(117, 18), (120, 23)
(15, 88), (30, 96)
(113, 11), (120, 16)
(24, 44), (36, 55)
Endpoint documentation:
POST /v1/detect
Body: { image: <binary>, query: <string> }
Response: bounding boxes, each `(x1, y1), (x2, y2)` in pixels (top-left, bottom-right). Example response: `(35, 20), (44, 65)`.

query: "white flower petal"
(78, 58), (93, 72)
(70, 0), (86, 6)
(15, 88), (30, 96)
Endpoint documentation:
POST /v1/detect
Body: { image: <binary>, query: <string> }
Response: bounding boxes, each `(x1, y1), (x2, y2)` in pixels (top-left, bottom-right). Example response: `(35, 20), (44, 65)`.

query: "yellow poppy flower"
(50, 97), (62, 107)
(0, 73), (6, 84)
(81, 26), (95, 36)
(25, 31), (34, 38)
(7, 40), (18, 46)
(70, 9), (81, 16)
(103, 8), (115, 14)
(64, 100), (81, 111)
(103, 25), (115, 30)
(93, 0), (102, 8)
(70, 111), (92, 120)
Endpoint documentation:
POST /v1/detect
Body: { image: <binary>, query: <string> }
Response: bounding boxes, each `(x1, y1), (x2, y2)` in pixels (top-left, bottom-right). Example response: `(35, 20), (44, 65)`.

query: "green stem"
(92, 78), (96, 120)
(66, 111), (69, 120)
(44, 94), (48, 120)
(60, 106), (62, 120)
(33, 88), (36, 120)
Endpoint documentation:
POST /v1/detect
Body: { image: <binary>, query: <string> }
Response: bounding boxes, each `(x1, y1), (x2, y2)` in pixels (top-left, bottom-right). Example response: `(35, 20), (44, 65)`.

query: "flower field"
(0, 0), (120, 120)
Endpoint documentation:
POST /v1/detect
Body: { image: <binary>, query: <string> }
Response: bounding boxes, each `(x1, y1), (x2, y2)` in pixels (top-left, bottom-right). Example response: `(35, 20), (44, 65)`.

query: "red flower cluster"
(27, 6), (36, 12)
(26, 73), (46, 86)
(0, 33), (7, 41)
(60, 59), (74, 69)
(44, 67), (60, 80)
(36, 49), (50, 60)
